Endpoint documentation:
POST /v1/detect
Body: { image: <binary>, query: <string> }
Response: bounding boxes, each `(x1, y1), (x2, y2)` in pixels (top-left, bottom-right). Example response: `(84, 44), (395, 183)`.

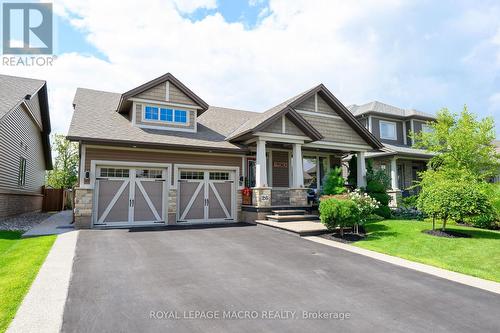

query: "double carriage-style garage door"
(95, 166), (167, 226)
(93, 164), (235, 226)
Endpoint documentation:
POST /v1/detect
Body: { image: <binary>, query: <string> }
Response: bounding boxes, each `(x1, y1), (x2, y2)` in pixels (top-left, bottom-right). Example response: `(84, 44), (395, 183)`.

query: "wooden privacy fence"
(42, 187), (73, 211)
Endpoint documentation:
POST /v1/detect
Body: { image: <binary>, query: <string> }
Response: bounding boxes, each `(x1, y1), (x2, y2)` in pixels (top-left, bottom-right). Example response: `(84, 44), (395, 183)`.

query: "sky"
(1, 0), (499, 137)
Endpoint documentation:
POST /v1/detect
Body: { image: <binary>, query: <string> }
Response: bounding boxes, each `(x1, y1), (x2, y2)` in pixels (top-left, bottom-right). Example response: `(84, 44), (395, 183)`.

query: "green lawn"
(355, 219), (500, 282)
(0, 231), (56, 333)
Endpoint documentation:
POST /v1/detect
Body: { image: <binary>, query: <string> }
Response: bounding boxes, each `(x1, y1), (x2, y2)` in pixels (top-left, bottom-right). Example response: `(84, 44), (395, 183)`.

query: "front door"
(95, 167), (167, 226)
(177, 170), (234, 223)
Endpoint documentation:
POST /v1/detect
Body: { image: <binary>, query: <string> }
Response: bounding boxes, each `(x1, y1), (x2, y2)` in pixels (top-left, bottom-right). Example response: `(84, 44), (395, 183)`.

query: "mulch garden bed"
(423, 229), (471, 238)
(319, 226), (366, 244)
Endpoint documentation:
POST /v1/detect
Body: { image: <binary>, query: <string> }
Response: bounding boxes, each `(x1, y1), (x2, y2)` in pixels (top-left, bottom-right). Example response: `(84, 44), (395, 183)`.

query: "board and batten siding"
(0, 103), (45, 194)
(134, 103), (196, 131)
(84, 147), (243, 185)
(135, 81), (198, 106)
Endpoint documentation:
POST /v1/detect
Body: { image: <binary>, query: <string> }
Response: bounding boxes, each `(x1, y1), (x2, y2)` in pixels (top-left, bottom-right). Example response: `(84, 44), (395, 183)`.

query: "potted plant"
(242, 187), (252, 205)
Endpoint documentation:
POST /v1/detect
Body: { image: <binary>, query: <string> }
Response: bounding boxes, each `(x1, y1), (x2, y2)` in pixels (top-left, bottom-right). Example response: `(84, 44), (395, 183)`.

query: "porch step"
(271, 209), (306, 216)
(266, 214), (320, 222)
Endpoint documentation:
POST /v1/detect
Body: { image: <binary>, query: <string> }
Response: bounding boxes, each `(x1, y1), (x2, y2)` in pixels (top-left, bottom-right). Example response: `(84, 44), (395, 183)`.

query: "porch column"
(356, 151), (366, 188)
(255, 139), (268, 187)
(292, 143), (304, 187)
(390, 157), (398, 190)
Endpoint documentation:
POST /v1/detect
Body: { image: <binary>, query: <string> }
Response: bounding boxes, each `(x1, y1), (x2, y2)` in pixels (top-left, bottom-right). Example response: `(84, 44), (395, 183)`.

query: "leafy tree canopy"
(413, 106), (500, 180)
(46, 134), (79, 189)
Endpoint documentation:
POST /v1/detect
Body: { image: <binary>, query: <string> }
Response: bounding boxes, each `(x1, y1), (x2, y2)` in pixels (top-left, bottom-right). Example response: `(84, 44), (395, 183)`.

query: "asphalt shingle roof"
(0, 74), (45, 119)
(348, 101), (435, 120)
(67, 88), (259, 152)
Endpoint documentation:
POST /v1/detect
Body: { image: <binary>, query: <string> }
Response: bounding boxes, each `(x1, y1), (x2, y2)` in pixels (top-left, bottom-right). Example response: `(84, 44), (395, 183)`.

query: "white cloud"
(1, 0), (499, 135)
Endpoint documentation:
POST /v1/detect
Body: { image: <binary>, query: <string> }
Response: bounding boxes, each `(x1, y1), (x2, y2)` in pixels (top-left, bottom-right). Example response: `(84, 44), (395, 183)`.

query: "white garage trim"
(90, 160), (171, 227)
(173, 164), (240, 189)
(175, 164), (239, 224)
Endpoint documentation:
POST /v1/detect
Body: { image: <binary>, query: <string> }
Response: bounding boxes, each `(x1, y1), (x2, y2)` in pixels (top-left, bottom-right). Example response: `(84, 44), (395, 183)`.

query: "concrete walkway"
(306, 235), (500, 295)
(255, 219), (327, 236)
(23, 210), (74, 238)
(7, 230), (79, 333)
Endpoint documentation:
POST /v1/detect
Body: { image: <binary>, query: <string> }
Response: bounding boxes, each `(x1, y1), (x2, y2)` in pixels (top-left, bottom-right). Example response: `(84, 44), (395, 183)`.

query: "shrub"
(417, 169), (493, 230)
(368, 191), (390, 206)
(366, 167), (391, 191)
(392, 207), (425, 220)
(374, 205), (392, 219)
(319, 198), (358, 237)
(322, 167), (346, 195)
(348, 189), (379, 233)
(401, 195), (418, 209)
(347, 155), (357, 187)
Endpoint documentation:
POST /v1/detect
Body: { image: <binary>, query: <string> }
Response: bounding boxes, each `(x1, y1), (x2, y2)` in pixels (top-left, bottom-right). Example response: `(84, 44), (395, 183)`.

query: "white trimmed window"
(379, 120), (397, 140)
(143, 105), (188, 124)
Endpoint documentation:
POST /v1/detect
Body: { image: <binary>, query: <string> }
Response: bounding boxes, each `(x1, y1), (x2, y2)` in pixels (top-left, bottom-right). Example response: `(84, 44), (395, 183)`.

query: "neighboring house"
(0, 74), (52, 217)
(348, 101), (435, 205)
(67, 73), (383, 228)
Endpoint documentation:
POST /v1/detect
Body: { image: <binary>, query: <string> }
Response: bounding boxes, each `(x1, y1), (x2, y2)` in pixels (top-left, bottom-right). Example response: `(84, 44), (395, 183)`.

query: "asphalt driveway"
(62, 224), (500, 332)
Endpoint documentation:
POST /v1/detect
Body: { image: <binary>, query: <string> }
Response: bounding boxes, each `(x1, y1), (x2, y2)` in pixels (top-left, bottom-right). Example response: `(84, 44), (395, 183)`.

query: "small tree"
(322, 167), (345, 195)
(348, 189), (379, 233)
(417, 169), (492, 231)
(413, 106), (500, 181)
(319, 198), (358, 237)
(46, 134), (79, 189)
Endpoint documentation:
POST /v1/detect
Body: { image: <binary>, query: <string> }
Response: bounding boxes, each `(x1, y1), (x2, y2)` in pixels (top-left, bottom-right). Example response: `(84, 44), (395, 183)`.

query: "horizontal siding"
(169, 83), (197, 106)
(85, 147), (243, 185)
(0, 104), (45, 194)
(301, 113), (367, 145)
(25, 92), (43, 128)
(296, 95), (315, 112)
(136, 82), (167, 101)
(295, 95), (339, 116)
(285, 117), (304, 135)
(261, 117), (282, 134)
(134, 103), (196, 131)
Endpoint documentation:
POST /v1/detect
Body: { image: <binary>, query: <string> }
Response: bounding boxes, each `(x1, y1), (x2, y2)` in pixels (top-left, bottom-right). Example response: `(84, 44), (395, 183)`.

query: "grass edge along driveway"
(355, 219), (500, 282)
(0, 231), (56, 333)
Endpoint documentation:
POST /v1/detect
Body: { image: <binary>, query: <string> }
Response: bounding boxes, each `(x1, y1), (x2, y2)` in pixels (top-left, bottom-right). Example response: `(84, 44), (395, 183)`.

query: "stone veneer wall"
(289, 188), (308, 206)
(252, 188), (272, 207)
(74, 188), (93, 229)
(271, 189), (289, 205)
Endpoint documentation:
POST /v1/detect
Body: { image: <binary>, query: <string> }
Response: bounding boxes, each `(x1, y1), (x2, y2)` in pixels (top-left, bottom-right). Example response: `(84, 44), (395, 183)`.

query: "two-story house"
(348, 101), (435, 205)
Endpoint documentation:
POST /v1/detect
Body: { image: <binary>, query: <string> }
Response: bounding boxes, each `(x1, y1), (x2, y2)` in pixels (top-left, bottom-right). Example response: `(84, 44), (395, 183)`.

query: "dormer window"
(379, 120), (397, 140)
(143, 105), (188, 124)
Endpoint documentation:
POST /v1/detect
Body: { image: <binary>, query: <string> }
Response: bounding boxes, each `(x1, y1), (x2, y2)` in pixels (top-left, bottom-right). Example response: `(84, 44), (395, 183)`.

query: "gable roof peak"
(117, 72), (209, 113)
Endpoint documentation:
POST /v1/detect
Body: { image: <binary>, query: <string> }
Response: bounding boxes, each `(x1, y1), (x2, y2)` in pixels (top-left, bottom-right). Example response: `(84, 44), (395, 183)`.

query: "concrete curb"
(304, 235), (500, 295)
(7, 231), (79, 333)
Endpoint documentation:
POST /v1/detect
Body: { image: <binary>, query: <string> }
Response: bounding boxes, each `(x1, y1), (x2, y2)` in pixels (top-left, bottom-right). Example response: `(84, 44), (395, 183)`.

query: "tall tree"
(413, 106), (500, 180)
(46, 134), (79, 189)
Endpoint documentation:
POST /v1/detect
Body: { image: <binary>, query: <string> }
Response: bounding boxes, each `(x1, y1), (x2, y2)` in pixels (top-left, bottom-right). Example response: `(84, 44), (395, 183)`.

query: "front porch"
(239, 133), (371, 222)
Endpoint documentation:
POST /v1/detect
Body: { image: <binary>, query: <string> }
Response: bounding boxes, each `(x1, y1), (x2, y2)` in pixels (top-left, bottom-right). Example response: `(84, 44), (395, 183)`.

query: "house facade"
(68, 73), (383, 228)
(0, 75), (52, 217)
(348, 101), (435, 205)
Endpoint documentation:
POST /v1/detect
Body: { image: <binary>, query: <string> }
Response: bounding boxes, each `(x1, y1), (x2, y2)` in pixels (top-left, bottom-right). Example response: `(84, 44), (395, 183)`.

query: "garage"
(177, 169), (235, 223)
(94, 166), (168, 226)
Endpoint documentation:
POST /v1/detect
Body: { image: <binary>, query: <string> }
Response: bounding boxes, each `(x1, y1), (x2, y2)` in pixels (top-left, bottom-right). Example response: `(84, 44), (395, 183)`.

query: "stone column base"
(252, 188), (272, 207)
(289, 188), (308, 206)
(387, 189), (402, 208)
(74, 187), (93, 229)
